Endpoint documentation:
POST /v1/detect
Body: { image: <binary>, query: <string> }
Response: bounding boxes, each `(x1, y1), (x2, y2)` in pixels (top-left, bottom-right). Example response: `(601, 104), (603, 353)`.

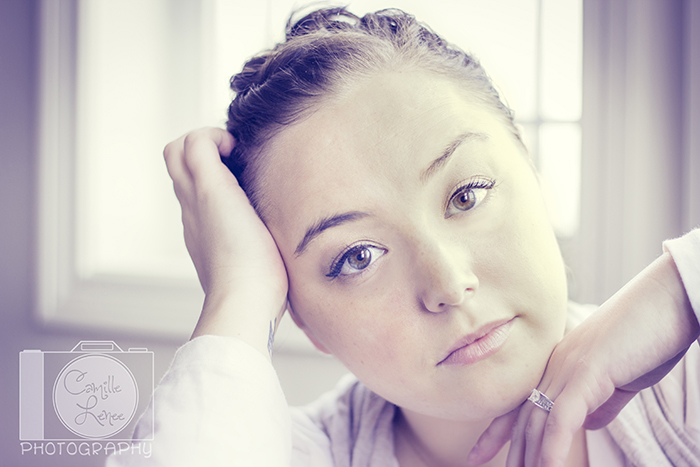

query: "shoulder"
(290, 375), (397, 465)
(291, 373), (393, 438)
(606, 342), (700, 464)
(651, 341), (700, 438)
(664, 229), (700, 319)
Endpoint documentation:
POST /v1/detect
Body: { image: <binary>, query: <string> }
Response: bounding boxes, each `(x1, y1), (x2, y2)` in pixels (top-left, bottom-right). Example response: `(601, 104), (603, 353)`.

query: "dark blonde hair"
(224, 7), (521, 211)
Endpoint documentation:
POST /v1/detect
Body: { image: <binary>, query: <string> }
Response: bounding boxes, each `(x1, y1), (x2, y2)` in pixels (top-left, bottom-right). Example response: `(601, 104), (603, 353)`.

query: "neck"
(393, 407), (508, 467)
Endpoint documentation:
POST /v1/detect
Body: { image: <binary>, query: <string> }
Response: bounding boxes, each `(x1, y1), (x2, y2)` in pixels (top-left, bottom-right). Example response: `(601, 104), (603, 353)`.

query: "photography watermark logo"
(19, 341), (154, 457)
(53, 353), (138, 438)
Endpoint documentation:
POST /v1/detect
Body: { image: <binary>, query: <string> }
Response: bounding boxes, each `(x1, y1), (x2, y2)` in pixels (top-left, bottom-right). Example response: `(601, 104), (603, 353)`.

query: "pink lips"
(437, 318), (515, 366)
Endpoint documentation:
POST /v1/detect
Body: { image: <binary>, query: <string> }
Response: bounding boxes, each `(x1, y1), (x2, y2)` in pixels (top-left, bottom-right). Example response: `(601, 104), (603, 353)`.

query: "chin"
(393, 374), (537, 422)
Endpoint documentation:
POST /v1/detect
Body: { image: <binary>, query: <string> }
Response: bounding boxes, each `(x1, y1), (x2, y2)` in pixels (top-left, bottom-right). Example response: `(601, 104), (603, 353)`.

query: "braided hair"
(224, 7), (520, 213)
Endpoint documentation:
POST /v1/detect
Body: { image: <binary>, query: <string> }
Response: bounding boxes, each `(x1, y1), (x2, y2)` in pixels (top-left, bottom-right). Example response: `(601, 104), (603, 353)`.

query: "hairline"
(242, 65), (527, 220)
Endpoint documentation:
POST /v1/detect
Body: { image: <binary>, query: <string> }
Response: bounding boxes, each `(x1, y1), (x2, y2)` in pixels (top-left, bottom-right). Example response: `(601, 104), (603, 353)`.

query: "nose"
(416, 238), (479, 313)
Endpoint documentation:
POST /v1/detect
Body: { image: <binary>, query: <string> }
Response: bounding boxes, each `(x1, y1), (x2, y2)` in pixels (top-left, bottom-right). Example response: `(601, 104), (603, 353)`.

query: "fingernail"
(467, 445), (480, 465)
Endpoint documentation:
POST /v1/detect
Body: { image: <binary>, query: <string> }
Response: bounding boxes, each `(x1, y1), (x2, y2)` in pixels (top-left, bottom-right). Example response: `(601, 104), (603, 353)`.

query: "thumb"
(583, 388), (638, 430)
(467, 408), (519, 465)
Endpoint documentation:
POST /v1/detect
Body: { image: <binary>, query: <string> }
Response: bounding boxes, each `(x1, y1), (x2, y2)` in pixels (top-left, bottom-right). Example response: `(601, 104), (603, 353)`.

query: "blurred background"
(1, 0), (698, 465)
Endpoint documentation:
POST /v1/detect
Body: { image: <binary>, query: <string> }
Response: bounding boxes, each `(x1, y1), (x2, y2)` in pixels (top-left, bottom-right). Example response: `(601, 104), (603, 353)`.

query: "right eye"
(326, 244), (387, 278)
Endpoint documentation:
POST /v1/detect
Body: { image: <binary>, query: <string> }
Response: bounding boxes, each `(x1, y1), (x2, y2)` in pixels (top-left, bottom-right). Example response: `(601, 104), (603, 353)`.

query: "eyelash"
(445, 177), (497, 215)
(326, 243), (385, 279)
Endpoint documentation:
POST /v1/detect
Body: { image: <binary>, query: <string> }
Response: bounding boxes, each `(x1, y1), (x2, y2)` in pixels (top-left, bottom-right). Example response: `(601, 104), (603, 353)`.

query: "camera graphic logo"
(19, 341), (153, 441)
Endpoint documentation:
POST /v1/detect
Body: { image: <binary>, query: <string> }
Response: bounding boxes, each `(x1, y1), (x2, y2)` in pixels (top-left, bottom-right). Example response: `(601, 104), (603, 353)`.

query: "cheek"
(501, 171), (566, 285)
(478, 173), (568, 331)
(287, 270), (420, 372)
(510, 220), (568, 340)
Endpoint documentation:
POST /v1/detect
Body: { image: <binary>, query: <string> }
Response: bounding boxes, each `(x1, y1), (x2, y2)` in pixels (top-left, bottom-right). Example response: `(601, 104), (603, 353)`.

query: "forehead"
(259, 70), (506, 237)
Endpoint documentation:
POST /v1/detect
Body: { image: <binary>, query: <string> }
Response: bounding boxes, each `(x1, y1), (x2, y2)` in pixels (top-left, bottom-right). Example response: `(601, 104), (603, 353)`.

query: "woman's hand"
(163, 128), (288, 359)
(467, 251), (699, 467)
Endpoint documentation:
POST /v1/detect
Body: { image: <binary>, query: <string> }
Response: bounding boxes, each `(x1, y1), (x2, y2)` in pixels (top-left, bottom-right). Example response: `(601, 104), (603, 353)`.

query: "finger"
(183, 128), (236, 183)
(163, 134), (197, 204)
(583, 388), (637, 430)
(468, 409), (519, 465)
(163, 134), (190, 182)
(523, 406), (549, 467)
(505, 401), (536, 467)
(507, 385), (561, 467)
(538, 387), (589, 467)
(210, 127), (236, 157)
(182, 127), (236, 157)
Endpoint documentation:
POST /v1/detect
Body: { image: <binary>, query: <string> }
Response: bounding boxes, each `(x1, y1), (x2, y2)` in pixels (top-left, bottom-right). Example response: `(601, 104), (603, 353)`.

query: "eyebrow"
(295, 211), (369, 256)
(294, 132), (486, 257)
(419, 132), (488, 184)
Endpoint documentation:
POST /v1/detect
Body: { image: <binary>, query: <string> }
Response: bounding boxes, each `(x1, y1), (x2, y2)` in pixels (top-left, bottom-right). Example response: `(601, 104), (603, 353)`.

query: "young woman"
(109, 8), (700, 467)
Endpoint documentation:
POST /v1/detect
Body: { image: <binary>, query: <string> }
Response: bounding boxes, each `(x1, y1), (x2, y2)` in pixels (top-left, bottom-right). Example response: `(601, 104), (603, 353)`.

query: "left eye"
(446, 180), (495, 217)
(327, 245), (387, 278)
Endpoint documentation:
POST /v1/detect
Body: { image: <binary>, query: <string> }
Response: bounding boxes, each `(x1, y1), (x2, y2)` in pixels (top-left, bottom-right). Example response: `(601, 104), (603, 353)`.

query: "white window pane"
(76, 0), (200, 280)
(518, 122), (538, 161)
(540, 0), (582, 121)
(538, 123), (581, 237)
(335, 0), (540, 120)
(203, 0), (270, 127)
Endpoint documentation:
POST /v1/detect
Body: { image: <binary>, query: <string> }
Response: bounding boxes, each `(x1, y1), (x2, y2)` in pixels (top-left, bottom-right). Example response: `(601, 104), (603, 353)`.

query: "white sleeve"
(106, 335), (291, 467)
(663, 229), (700, 325)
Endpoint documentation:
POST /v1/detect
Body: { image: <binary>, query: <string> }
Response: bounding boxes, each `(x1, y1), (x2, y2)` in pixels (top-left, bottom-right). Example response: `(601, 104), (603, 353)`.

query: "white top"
(107, 230), (700, 466)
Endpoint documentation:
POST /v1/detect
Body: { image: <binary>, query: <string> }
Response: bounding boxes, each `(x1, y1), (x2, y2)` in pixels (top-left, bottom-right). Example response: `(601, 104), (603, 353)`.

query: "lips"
(437, 317), (515, 366)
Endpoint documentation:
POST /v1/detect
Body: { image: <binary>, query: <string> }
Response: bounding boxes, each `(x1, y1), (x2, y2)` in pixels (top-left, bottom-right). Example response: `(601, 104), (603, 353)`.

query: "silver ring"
(528, 389), (554, 412)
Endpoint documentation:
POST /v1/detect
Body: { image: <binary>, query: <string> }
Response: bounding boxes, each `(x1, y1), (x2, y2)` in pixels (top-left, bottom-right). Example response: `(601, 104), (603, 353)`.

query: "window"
(37, 0), (582, 344)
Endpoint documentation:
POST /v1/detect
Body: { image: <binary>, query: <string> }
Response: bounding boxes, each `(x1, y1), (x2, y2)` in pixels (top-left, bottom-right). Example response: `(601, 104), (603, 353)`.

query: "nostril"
(414, 244), (479, 313)
(423, 287), (470, 313)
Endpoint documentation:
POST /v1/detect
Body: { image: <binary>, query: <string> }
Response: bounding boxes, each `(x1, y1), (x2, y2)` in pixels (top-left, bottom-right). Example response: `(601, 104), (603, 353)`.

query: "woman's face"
(260, 70), (568, 421)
